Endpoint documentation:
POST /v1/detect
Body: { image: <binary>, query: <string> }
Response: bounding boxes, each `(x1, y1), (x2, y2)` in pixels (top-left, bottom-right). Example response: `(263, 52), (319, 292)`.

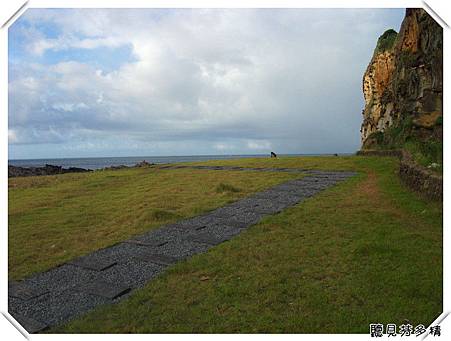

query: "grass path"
(49, 156), (441, 333)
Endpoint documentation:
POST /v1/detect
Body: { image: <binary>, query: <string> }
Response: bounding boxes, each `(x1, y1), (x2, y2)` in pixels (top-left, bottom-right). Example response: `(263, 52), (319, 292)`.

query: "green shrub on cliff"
(375, 29), (398, 53)
(405, 139), (443, 172)
(367, 116), (442, 172)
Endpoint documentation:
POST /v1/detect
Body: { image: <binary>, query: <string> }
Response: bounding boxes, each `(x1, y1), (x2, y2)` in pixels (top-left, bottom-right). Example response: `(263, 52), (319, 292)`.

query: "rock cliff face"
(361, 8), (442, 149)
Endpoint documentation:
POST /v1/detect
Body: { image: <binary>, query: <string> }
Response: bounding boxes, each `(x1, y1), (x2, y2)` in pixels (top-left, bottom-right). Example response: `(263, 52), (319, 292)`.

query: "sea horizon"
(8, 153), (353, 170)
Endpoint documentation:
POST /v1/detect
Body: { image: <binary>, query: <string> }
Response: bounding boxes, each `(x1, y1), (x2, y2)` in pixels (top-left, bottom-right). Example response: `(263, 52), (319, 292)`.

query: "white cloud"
(52, 102), (88, 112)
(246, 140), (272, 150)
(8, 8), (405, 158)
(8, 129), (18, 143)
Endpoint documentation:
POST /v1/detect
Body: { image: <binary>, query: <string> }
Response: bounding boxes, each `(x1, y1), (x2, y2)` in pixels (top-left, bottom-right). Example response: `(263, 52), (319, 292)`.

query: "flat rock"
(185, 232), (233, 245)
(9, 281), (49, 301)
(122, 239), (168, 247)
(9, 290), (110, 327)
(252, 190), (301, 200)
(209, 206), (263, 222)
(74, 280), (130, 299)
(96, 260), (163, 289)
(171, 215), (250, 230)
(272, 183), (305, 192)
(228, 198), (289, 213)
(10, 312), (48, 333)
(21, 265), (94, 294)
(133, 253), (181, 266)
(68, 256), (117, 271)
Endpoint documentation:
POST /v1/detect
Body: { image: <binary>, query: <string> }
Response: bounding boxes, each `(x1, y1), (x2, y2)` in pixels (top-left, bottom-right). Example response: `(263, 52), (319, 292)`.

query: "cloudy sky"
(8, 8), (405, 159)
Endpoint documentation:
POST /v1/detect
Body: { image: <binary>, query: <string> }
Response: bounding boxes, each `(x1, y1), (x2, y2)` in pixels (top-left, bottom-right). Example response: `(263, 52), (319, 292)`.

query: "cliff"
(360, 8), (442, 158)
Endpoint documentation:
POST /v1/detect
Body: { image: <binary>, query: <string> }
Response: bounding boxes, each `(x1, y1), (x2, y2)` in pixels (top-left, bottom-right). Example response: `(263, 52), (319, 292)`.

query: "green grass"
(216, 183), (241, 193)
(182, 154), (366, 170)
(9, 167), (299, 280)
(45, 156), (442, 333)
(404, 140), (443, 172)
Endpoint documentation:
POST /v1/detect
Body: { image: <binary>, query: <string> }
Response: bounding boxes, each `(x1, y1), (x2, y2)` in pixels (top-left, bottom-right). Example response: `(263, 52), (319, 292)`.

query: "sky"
(8, 8), (405, 159)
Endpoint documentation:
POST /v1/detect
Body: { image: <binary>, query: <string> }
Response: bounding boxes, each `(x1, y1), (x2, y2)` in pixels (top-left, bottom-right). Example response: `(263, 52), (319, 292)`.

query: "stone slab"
(209, 206), (263, 222)
(9, 290), (110, 327)
(122, 239), (168, 247)
(133, 253), (181, 266)
(156, 239), (212, 259)
(68, 256), (117, 271)
(11, 312), (48, 333)
(97, 260), (163, 289)
(74, 280), (131, 299)
(227, 198), (288, 214)
(252, 190), (301, 201)
(8, 281), (49, 301)
(210, 216), (263, 229)
(171, 215), (249, 230)
(272, 183), (306, 192)
(22, 265), (94, 295)
(185, 233), (233, 245)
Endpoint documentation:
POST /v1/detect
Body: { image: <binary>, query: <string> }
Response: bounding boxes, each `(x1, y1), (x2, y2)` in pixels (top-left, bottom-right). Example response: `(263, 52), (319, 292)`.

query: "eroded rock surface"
(361, 8), (442, 149)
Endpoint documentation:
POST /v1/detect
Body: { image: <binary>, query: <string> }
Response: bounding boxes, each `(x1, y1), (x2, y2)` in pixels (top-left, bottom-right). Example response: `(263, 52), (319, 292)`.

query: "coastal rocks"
(102, 165), (129, 171)
(135, 160), (151, 167)
(361, 9), (443, 149)
(102, 160), (154, 171)
(9, 160), (155, 178)
(8, 164), (91, 178)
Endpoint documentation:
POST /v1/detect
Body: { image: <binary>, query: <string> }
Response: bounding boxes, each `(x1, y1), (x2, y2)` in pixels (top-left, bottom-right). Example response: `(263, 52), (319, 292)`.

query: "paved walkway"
(8, 167), (356, 333)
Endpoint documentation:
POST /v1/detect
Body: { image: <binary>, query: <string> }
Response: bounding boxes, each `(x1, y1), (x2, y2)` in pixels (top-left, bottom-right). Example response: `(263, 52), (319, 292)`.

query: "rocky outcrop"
(8, 164), (91, 178)
(361, 8), (442, 149)
(135, 160), (151, 167)
(9, 160), (157, 178)
(102, 160), (154, 171)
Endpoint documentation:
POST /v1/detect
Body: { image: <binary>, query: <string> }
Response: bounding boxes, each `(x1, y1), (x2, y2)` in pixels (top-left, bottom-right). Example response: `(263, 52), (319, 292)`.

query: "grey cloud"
(9, 8), (405, 158)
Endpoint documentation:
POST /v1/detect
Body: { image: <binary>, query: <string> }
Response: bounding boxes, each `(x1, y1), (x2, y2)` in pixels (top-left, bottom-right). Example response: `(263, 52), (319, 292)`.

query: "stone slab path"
(8, 167), (356, 333)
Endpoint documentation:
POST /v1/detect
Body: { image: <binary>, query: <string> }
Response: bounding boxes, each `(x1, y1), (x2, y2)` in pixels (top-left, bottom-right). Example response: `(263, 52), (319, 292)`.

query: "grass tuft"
(215, 183), (241, 193)
(150, 209), (180, 221)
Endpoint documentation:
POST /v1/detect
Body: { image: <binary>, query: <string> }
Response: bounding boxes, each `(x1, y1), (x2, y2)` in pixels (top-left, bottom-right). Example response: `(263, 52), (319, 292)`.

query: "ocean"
(8, 154), (320, 170)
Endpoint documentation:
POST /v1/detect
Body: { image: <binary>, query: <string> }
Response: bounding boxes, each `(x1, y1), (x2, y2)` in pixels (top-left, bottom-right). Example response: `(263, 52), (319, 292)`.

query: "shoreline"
(8, 153), (354, 170)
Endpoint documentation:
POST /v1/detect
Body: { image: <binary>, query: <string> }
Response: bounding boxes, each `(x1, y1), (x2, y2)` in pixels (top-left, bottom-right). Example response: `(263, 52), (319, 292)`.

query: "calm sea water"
(8, 154), (328, 170)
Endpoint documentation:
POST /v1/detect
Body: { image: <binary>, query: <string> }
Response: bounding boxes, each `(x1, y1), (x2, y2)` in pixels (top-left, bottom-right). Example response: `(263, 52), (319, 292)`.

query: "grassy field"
(9, 156), (442, 333)
(9, 167), (299, 280)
